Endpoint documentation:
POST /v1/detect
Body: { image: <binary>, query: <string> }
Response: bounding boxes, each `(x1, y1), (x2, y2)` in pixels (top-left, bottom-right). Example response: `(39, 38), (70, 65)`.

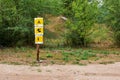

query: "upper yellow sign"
(34, 18), (43, 26)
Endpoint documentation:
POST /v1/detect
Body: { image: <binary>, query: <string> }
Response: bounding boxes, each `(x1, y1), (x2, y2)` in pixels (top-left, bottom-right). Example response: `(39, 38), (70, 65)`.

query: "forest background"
(0, 0), (120, 48)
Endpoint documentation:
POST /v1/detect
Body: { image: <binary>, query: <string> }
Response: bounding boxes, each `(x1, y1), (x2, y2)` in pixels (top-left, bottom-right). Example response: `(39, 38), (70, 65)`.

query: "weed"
(87, 49), (93, 52)
(16, 55), (20, 58)
(112, 52), (120, 55)
(62, 52), (71, 62)
(62, 51), (68, 56)
(1, 61), (8, 64)
(31, 61), (40, 66)
(73, 61), (79, 64)
(75, 58), (81, 61)
(69, 52), (75, 55)
(50, 61), (55, 64)
(10, 62), (22, 65)
(80, 51), (96, 60)
(14, 47), (27, 52)
(0, 48), (120, 65)
(46, 53), (53, 58)
(46, 70), (52, 72)
(37, 69), (42, 72)
(99, 61), (114, 65)
(26, 53), (33, 58)
(94, 57), (100, 61)
(40, 57), (46, 60)
(78, 63), (87, 66)
(102, 51), (109, 55)
(62, 56), (70, 62)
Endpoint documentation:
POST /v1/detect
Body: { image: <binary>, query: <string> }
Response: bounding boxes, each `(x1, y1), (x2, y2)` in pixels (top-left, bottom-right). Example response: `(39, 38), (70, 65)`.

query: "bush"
(0, 0), (63, 47)
(115, 31), (120, 47)
(65, 20), (91, 47)
(103, 0), (120, 47)
(64, 0), (98, 47)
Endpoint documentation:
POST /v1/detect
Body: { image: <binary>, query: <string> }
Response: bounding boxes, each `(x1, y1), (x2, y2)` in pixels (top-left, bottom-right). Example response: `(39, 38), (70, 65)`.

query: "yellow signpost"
(34, 17), (44, 62)
(34, 17), (44, 44)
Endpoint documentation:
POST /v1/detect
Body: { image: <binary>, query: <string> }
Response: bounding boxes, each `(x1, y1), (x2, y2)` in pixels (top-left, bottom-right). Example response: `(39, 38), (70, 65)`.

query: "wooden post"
(36, 44), (40, 61)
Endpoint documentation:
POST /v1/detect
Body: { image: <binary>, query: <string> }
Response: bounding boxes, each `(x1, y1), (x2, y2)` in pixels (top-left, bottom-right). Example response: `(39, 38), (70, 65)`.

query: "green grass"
(46, 53), (53, 58)
(80, 51), (96, 60)
(61, 49), (97, 61)
(0, 47), (120, 65)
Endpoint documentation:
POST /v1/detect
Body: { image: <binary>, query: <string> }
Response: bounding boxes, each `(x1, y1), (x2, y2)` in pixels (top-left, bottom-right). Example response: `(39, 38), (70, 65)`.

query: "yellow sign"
(34, 18), (43, 26)
(34, 17), (44, 44)
(35, 36), (43, 44)
(34, 27), (43, 34)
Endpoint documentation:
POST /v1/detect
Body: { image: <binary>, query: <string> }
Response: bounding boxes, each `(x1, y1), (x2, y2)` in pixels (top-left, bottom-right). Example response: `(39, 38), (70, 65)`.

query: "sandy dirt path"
(0, 62), (120, 80)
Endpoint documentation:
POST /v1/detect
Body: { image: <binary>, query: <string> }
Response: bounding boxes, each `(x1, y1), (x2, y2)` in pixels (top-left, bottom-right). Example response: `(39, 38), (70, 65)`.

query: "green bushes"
(115, 31), (120, 47)
(103, 0), (120, 47)
(65, 20), (91, 46)
(64, 0), (98, 47)
(0, 0), (63, 47)
(0, 0), (120, 47)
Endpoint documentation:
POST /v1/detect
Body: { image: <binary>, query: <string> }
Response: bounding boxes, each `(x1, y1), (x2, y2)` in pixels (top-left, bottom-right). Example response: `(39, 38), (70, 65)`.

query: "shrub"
(64, 0), (98, 47)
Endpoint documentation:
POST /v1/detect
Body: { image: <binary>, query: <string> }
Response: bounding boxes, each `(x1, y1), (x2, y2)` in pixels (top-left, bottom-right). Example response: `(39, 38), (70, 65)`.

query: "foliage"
(46, 53), (53, 58)
(88, 24), (113, 46)
(62, 0), (74, 17)
(65, 0), (99, 47)
(0, 0), (63, 47)
(103, 0), (120, 47)
(0, 0), (120, 47)
(115, 31), (120, 46)
(0, 47), (120, 65)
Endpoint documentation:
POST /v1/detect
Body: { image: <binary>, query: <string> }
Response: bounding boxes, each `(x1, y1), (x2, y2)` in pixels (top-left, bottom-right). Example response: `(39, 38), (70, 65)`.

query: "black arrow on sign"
(37, 29), (41, 32)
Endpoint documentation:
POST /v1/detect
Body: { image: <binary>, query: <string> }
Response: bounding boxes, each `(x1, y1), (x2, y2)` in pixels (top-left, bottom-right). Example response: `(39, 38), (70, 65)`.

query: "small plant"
(37, 69), (42, 72)
(26, 53), (33, 58)
(40, 57), (46, 60)
(50, 61), (55, 64)
(31, 61), (40, 66)
(62, 52), (70, 62)
(94, 57), (100, 61)
(73, 61), (79, 64)
(10, 62), (22, 65)
(79, 63), (87, 66)
(80, 51), (96, 60)
(46, 70), (52, 72)
(62, 56), (69, 62)
(103, 51), (109, 55)
(99, 61), (114, 65)
(75, 58), (81, 61)
(46, 53), (53, 58)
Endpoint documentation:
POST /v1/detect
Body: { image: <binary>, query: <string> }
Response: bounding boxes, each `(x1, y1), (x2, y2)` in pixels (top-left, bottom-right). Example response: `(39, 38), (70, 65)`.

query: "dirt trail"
(0, 62), (120, 80)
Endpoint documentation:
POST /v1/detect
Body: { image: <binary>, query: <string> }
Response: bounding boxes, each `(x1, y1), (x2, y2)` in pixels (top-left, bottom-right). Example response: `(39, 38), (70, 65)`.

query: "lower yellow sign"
(34, 27), (43, 34)
(35, 36), (43, 44)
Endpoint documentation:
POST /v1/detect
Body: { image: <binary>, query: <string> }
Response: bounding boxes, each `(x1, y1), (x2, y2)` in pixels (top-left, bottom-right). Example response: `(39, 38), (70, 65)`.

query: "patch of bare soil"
(0, 62), (120, 80)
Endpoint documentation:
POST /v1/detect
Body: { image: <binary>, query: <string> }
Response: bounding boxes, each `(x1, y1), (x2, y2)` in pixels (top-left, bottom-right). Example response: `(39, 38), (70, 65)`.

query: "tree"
(62, 0), (74, 17)
(65, 0), (98, 46)
(103, 0), (120, 47)
(0, 0), (63, 47)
